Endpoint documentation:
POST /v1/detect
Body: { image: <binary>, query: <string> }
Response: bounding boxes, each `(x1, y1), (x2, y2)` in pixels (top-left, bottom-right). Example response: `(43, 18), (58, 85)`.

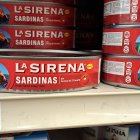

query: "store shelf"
(0, 83), (140, 134)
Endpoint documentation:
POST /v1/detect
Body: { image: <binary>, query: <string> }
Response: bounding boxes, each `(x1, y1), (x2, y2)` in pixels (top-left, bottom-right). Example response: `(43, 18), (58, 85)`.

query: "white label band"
(104, 0), (130, 16)
(103, 60), (125, 76)
(103, 32), (123, 46)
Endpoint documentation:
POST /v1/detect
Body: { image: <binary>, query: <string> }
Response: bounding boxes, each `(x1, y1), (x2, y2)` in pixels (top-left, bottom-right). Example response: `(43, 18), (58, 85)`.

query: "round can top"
(0, 49), (102, 60)
(103, 53), (140, 59)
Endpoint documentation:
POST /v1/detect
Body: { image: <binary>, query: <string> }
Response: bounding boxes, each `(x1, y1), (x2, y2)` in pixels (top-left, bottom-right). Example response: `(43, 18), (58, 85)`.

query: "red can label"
(0, 26), (75, 49)
(104, 0), (140, 25)
(0, 2), (75, 27)
(0, 58), (100, 92)
(103, 27), (140, 55)
(103, 55), (140, 88)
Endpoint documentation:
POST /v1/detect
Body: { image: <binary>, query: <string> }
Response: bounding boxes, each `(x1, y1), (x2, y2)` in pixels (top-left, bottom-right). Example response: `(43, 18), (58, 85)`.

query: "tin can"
(103, 25), (140, 55)
(76, 8), (98, 29)
(83, 127), (99, 140)
(104, 0), (140, 25)
(0, 131), (49, 140)
(75, 29), (102, 50)
(0, 49), (101, 93)
(0, 1), (75, 27)
(104, 125), (139, 140)
(102, 54), (140, 89)
(0, 25), (75, 49)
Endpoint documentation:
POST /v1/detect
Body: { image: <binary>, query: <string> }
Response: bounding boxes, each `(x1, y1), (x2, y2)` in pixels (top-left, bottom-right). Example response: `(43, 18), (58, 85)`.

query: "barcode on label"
(103, 32), (123, 46)
(103, 60), (125, 76)
(104, 0), (130, 16)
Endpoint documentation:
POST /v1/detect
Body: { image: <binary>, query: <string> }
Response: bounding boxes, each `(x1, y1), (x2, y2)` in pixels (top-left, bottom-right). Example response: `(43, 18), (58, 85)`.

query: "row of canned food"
(84, 124), (140, 140)
(0, 25), (99, 50)
(0, 49), (139, 93)
(103, 0), (140, 89)
(1, 124), (139, 140)
(0, 0), (100, 28)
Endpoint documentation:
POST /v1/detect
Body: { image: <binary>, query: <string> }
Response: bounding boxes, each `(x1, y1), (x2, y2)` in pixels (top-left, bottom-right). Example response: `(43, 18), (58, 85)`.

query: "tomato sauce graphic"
(0, 50), (101, 93)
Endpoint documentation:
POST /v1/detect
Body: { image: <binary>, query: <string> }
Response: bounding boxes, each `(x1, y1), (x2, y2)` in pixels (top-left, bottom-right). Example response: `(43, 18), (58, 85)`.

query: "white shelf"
(0, 83), (140, 134)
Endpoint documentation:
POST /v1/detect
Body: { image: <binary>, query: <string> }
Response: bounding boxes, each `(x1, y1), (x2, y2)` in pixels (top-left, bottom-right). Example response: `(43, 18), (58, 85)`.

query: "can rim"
(105, 24), (140, 29)
(0, 49), (102, 60)
(0, 25), (75, 30)
(103, 54), (140, 59)
(0, 0), (76, 7)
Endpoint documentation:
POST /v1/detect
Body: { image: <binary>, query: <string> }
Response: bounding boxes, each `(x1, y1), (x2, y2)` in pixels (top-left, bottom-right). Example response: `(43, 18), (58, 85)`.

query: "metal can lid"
(0, 25), (75, 30)
(103, 54), (140, 59)
(0, 49), (101, 60)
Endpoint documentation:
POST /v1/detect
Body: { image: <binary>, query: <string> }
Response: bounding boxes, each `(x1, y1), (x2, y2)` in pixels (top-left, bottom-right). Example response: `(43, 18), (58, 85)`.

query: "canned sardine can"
(0, 1), (75, 27)
(102, 54), (140, 89)
(0, 50), (101, 93)
(104, 0), (140, 25)
(83, 127), (99, 140)
(76, 30), (98, 50)
(104, 125), (139, 140)
(0, 26), (75, 49)
(103, 25), (140, 55)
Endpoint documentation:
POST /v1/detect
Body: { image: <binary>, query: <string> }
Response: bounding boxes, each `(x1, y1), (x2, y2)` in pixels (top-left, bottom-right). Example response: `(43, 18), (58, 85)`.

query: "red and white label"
(103, 27), (140, 55)
(0, 27), (75, 49)
(0, 58), (100, 92)
(104, 0), (130, 16)
(104, 0), (140, 25)
(103, 55), (140, 87)
(0, 2), (75, 27)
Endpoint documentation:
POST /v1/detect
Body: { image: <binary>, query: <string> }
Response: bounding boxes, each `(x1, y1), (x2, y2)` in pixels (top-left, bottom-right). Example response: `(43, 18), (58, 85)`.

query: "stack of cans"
(0, 0), (75, 49)
(75, 0), (103, 50)
(0, 0), (102, 93)
(102, 0), (140, 89)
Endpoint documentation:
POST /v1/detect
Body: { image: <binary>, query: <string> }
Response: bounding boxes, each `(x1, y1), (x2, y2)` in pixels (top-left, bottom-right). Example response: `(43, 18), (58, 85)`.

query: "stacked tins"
(0, 0), (101, 93)
(0, 0), (75, 49)
(102, 0), (140, 89)
(75, 0), (103, 50)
